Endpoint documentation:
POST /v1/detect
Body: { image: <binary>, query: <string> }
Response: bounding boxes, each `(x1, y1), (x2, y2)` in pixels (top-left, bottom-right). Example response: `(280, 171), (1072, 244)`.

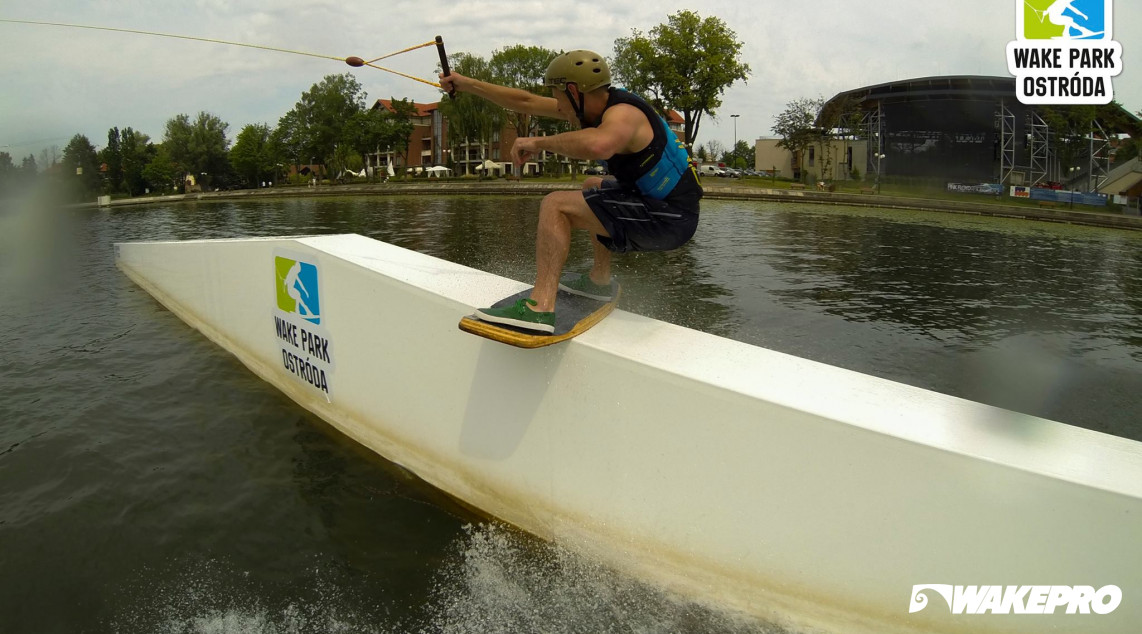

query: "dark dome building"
(820, 75), (1140, 191)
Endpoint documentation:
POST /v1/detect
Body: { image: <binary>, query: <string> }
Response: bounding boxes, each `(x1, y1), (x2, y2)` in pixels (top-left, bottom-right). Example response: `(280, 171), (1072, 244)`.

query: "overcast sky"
(1, 0), (1138, 161)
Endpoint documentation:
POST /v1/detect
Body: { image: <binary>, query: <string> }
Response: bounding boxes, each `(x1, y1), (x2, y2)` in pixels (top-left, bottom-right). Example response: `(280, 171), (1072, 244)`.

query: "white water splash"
(110, 559), (391, 634)
(110, 525), (794, 634)
(420, 523), (788, 634)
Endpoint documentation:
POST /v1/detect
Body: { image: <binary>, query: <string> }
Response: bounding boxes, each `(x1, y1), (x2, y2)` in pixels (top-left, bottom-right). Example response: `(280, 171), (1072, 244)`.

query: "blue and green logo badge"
(1022, 0), (1106, 40)
(275, 256), (321, 325)
(1008, 0), (1120, 104)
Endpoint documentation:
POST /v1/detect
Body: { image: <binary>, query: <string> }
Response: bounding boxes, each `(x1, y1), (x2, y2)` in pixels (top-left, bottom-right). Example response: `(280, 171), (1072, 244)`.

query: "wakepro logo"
(273, 251), (335, 400)
(1006, 1), (1122, 104)
(909, 584), (1122, 615)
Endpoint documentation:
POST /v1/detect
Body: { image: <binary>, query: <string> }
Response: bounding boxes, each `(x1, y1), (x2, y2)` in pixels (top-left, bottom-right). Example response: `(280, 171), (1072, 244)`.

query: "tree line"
(0, 72), (418, 201)
(2, 10), (753, 201)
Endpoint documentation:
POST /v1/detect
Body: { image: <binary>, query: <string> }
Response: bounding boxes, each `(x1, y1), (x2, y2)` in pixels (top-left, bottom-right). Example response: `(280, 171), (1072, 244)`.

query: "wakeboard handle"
(435, 35), (455, 99)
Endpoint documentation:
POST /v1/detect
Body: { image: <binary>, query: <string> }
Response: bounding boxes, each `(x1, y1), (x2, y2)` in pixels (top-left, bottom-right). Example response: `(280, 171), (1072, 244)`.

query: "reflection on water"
(608, 245), (739, 338)
(762, 210), (1142, 351)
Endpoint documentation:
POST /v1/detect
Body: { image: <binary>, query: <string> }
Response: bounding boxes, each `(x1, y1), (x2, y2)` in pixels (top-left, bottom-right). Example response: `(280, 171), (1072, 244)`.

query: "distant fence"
(1011, 186), (1108, 207)
(947, 183), (1004, 195)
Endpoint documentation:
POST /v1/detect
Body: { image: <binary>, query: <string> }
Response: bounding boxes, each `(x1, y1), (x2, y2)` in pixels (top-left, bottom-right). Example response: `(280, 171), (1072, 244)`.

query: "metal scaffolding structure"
(1089, 119), (1111, 192)
(822, 77), (1140, 192)
(996, 100), (1017, 185)
(863, 103), (884, 181)
(1027, 110), (1050, 186)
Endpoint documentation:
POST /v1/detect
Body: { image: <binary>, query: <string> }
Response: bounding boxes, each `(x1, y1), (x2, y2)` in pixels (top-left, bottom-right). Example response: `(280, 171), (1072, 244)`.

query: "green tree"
(37, 146), (60, 173)
(344, 104), (414, 178)
(1101, 105), (1142, 165)
(291, 73), (366, 173)
(723, 139), (753, 170)
(1117, 140), (1139, 164)
(230, 123), (273, 187)
(164, 113), (193, 177)
(1117, 111), (1141, 163)
(610, 35), (658, 100)
(437, 53), (505, 176)
(612, 10), (750, 152)
(772, 97), (826, 181)
(490, 45), (558, 141)
(20, 154), (38, 179)
(102, 127), (123, 193)
(269, 109), (304, 180)
(59, 134), (100, 201)
(0, 151), (16, 194)
(704, 140), (725, 164)
(164, 112), (230, 188)
(142, 144), (177, 193)
(190, 111), (230, 187)
(120, 127), (153, 196)
(1038, 101), (1142, 177)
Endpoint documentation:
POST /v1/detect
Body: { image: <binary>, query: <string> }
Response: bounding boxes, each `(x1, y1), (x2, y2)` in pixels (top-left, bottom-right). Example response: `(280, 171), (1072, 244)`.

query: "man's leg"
(530, 190), (609, 312)
(588, 238), (612, 286)
(580, 177), (613, 286)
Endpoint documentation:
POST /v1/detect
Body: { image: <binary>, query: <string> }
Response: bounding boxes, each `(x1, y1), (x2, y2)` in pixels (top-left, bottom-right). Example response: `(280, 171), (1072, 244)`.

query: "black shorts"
(583, 180), (700, 253)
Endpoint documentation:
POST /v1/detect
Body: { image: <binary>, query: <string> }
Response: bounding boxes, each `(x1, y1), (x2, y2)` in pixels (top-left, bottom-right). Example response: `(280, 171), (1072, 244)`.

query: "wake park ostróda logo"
(1007, 0), (1122, 104)
(273, 251), (335, 401)
(275, 255), (322, 324)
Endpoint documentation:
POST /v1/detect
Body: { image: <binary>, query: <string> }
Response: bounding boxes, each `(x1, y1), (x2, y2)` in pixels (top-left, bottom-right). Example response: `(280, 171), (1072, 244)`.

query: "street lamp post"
(1068, 166), (1079, 208)
(731, 114), (740, 168)
(875, 153), (886, 194)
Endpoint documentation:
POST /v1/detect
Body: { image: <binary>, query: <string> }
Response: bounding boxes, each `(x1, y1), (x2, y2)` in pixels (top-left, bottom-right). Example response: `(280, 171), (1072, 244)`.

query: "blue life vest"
(596, 89), (702, 204)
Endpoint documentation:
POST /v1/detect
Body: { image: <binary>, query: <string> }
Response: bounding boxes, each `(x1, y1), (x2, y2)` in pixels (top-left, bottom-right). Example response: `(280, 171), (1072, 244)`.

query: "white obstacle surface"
(116, 234), (1142, 633)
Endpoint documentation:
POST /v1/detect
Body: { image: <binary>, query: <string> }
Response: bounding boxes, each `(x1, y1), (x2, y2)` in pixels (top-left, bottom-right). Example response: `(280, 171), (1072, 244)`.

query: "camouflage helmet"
(544, 50), (611, 93)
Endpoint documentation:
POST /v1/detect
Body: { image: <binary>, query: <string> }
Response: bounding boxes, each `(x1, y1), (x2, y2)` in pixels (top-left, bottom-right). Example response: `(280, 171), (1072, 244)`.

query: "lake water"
(2, 194), (1141, 633)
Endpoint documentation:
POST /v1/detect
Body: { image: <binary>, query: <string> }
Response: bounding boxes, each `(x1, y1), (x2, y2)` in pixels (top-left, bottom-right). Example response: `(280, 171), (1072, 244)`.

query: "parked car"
(584, 165), (608, 176)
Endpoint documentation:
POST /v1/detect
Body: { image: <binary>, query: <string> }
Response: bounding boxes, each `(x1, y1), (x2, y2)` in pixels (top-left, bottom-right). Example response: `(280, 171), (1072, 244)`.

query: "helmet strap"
(564, 85), (590, 127)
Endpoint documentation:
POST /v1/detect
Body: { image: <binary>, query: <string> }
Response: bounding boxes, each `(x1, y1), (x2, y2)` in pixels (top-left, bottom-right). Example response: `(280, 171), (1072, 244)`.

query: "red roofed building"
(371, 99), (449, 175)
(664, 109), (684, 138)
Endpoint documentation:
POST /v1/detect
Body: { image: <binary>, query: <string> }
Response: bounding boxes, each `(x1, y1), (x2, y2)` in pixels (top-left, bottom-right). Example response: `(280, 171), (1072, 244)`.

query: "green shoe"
(475, 298), (556, 333)
(558, 273), (615, 301)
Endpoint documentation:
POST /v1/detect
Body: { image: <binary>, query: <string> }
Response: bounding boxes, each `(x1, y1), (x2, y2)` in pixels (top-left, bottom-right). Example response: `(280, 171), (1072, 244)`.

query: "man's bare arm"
(511, 103), (647, 165)
(439, 72), (560, 118)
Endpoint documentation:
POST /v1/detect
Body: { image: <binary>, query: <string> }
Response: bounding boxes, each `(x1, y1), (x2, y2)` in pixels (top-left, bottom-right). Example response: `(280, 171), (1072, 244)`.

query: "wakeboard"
(459, 276), (620, 349)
